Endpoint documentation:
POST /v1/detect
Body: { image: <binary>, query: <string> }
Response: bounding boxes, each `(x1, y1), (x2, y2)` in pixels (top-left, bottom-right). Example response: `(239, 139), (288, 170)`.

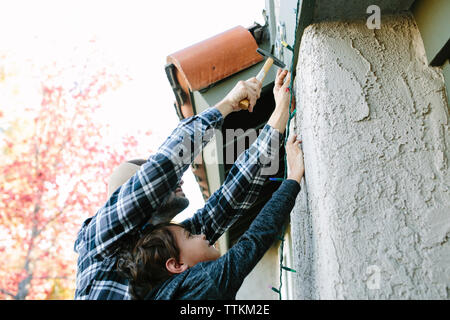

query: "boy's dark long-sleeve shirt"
(145, 179), (300, 300)
(73, 107), (283, 300)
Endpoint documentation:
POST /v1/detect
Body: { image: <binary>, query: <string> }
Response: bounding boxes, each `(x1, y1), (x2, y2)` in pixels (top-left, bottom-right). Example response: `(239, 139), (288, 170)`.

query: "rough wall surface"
(292, 13), (449, 299)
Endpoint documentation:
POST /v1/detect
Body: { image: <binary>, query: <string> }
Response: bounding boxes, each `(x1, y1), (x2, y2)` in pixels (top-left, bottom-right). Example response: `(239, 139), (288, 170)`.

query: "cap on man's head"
(107, 159), (146, 198)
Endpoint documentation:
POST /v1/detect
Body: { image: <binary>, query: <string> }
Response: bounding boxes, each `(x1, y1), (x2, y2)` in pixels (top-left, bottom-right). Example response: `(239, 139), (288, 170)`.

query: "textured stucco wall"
(292, 13), (449, 299)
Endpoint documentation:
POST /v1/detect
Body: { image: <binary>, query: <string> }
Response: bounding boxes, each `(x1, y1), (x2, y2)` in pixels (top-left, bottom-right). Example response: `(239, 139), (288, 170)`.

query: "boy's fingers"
(287, 134), (297, 144)
(246, 79), (261, 95)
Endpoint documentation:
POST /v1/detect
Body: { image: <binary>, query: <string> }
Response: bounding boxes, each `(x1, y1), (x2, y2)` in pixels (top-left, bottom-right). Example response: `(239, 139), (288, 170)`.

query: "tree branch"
(0, 288), (16, 299)
(34, 276), (74, 281)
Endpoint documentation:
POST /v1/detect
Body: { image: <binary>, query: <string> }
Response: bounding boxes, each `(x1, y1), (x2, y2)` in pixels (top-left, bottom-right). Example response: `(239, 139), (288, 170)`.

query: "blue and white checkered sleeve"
(156, 107), (224, 180)
(182, 124), (284, 244)
(75, 107), (224, 258)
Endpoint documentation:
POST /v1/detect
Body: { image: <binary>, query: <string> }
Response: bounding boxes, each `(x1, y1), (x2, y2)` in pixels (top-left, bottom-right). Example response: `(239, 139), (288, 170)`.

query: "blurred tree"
(0, 51), (147, 299)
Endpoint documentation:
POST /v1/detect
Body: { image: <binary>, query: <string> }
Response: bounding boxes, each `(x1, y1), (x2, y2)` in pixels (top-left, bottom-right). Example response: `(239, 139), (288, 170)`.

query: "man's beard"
(150, 191), (189, 225)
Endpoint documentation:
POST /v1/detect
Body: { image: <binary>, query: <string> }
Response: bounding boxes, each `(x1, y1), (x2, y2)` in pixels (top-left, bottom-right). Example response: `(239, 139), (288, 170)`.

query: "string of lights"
(270, 0), (301, 300)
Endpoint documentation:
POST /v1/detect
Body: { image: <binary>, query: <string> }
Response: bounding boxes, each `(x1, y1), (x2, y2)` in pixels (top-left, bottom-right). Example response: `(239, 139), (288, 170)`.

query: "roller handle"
(238, 57), (274, 110)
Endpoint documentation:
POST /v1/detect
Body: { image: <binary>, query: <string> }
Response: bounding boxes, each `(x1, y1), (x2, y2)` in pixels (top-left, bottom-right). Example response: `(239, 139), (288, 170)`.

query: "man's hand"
(215, 77), (262, 117)
(267, 68), (294, 134)
(286, 134), (304, 183)
(273, 69), (295, 113)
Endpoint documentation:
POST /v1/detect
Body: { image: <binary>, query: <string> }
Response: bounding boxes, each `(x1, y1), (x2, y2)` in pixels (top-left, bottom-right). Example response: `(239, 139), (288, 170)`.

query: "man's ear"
(166, 257), (188, 274)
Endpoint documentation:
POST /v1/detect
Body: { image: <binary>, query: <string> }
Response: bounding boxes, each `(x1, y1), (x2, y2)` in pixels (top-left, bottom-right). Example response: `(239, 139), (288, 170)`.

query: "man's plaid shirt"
(74, 107), (283, 299)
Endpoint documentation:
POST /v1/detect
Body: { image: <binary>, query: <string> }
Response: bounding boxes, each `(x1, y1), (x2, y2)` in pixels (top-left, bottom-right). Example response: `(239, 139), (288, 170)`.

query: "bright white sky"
(0, 0), (266, 221)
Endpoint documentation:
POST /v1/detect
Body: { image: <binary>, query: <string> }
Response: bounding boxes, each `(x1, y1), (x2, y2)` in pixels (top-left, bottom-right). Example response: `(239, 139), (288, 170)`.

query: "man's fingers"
(281, 72), (291, 89)
(249, 93), (257, 111)
(244, 78), (262, 111)
(247, 85), (260, 99)
(275, 68), (282, 83)
(244, 78), (260, 92)
(275, 69), (288, 88)
(247, 77), (260, 87)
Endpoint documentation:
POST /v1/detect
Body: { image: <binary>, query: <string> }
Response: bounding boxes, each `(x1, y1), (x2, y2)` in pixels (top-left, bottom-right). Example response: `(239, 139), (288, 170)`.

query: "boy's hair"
(116, 222), (181, 300)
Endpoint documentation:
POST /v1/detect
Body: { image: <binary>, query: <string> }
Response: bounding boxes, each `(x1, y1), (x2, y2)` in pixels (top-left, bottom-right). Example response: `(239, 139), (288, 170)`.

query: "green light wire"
(275, 0), (301, 300)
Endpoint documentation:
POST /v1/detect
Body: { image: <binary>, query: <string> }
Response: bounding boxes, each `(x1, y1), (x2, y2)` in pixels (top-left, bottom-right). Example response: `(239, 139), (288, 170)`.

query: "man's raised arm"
(182, 70), (293, 244)
(74, 78), (262, 258)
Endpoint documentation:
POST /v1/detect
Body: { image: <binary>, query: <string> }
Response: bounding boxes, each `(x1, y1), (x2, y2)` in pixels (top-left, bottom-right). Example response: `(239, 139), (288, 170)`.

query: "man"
(74, 69), (292, 299)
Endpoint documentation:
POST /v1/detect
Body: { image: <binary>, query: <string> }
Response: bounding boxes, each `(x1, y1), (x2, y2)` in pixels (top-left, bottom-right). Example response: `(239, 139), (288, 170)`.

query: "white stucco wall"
(292, 13), (449, 299)
(236, 245), (280, 300)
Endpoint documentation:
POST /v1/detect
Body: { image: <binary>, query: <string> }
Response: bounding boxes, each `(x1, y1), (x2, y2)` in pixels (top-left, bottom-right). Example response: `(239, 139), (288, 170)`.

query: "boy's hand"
(286, 134), (304, 183)
(216, 77), (262, 117)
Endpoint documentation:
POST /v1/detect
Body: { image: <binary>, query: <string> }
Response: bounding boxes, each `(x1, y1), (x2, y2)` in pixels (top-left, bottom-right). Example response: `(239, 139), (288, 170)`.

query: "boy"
(74, 69), (292, 299)
(119, 133), (304, 299)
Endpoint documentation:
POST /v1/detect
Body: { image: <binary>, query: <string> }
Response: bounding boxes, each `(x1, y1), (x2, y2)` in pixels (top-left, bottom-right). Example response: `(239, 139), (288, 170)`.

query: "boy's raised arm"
(199, 133), (304, 298)
(203, 179), (300, 298)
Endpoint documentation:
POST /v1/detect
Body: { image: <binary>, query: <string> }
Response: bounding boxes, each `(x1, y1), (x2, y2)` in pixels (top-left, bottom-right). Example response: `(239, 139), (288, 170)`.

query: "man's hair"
(108, 159), (147, 198)
(116, 222), (181, 300)
(127, 159), (147, 166)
